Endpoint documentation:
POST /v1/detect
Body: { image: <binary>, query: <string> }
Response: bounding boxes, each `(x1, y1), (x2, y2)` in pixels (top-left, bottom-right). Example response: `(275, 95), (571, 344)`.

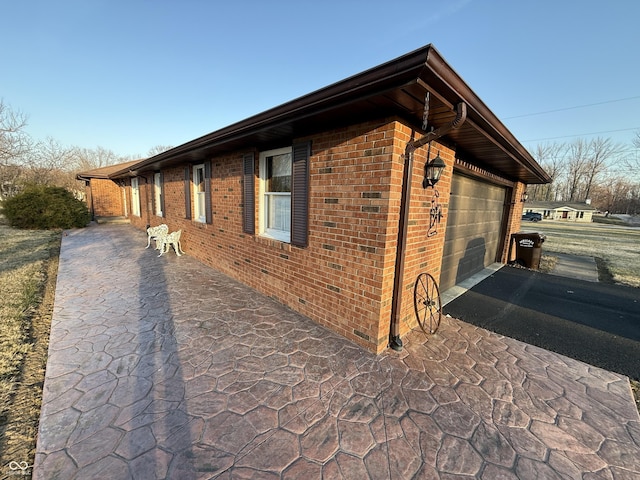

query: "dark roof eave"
(114, 46), (434, 178)
(77, 173), (108, 181)
(111, 44), (550, 184)
(421, 48), (551, 184)
(77, 159), (146, 181)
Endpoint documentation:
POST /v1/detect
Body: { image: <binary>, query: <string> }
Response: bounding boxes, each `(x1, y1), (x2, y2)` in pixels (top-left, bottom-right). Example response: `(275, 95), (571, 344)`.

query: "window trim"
(193, 163), (207, 223)
(259, 147), (292, 243)
(184, 167), (191, 220)
(131, 177), (141, 217)
(153, 172), (164, 217)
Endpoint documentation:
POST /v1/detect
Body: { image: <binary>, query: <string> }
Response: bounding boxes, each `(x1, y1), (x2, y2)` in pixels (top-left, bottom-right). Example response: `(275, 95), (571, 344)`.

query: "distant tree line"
(0, 99), (171, 201)
(526, 135), (640, 215)
(2, 98), (639, 215)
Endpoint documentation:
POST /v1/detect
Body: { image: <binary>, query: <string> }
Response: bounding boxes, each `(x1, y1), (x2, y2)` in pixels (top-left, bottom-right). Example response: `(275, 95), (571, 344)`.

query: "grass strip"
(0, 226), (60, 468)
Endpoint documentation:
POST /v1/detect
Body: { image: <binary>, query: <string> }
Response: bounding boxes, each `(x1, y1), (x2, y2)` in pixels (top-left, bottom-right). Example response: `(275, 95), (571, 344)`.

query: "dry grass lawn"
(0, 225), (60, 472)
(521, 220), (640, 287)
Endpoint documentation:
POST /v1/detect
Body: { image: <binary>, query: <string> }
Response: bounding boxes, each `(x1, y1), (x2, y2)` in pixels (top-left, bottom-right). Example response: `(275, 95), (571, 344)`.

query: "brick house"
(78, 45), (550, 354)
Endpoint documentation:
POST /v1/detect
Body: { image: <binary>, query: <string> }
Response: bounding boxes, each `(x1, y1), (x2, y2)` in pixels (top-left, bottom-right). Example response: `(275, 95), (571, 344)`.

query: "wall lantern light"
(422, 153), (446, 189)
(521, 191), (529, 202)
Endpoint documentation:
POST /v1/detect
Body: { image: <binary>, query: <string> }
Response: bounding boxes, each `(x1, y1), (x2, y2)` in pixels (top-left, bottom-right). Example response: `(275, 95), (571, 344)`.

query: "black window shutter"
(159, 172), (165, 218)
(184, 166), (192, 220)
(204, 161), (212, 224)
(243, 153), (255, 234)
(291, 141), (310, 247)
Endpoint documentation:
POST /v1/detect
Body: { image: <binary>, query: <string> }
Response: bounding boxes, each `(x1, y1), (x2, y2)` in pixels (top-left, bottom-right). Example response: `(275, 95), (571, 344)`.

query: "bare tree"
(591, 176), (628, 213)
(147, 145), (174, 157)
(530, 143), (567, 201)
(0, 99), (30, 166)
(72, 146), (121, 171)
(622, 130), (640, 181)
(1, 100), (162, 199)
(581, 137), (621, 201)
(0, 100), (32, 198)
(23, 137), (77, 189)
(0, 163), (24, 198)
(563, 139), (590, 202)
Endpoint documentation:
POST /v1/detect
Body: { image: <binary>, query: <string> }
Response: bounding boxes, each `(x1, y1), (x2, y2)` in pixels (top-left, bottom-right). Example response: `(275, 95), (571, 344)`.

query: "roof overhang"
(109, 44), (550, 184)
(76, 159), (144, 181)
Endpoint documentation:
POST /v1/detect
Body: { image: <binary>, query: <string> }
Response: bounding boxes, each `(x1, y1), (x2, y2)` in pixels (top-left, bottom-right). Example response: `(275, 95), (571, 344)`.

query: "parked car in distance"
(522, 212), (542, 222)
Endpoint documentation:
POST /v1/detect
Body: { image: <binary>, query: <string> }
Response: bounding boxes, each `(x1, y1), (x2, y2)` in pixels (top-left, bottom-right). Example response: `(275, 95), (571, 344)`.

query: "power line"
(521, 127), (640, 143)
(504, 95), (640, 120)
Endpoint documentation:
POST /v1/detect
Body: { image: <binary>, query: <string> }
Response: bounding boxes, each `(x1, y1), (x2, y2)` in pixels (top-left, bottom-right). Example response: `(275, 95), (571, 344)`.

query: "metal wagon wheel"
(413, 273), (442, 334)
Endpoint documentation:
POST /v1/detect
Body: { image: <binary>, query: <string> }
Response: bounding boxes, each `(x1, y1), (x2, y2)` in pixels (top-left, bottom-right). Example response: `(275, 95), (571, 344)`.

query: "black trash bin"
(511, 232), (546, 269)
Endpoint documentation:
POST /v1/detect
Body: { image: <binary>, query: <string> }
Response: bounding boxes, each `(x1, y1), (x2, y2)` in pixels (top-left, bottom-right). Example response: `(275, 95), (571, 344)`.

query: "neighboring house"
(524, 201), (596, 222)
(78, 44), (550, 354)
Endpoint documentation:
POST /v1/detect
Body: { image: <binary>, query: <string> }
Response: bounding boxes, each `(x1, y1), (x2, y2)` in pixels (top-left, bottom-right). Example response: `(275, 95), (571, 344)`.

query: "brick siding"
(87, 178), (125, 217)
(99, 117), (525, 353)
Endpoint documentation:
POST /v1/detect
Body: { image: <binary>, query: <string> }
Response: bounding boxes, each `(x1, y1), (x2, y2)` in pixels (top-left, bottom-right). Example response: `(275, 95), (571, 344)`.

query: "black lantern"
(423, 153), (446, 189)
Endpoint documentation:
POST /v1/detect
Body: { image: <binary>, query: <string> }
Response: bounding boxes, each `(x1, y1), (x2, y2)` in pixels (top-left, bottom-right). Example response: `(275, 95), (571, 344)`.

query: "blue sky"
(2, 0), (639, 159)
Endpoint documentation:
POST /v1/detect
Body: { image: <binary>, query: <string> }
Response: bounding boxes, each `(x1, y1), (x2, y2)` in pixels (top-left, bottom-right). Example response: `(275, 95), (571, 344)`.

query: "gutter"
(104, 45), (549, 185)
(389, 102), (467, 351)
(422, 50), (551, 184)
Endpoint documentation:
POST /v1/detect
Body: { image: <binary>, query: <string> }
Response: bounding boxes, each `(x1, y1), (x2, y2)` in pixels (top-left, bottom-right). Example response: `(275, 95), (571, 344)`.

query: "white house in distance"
(524, 201), (597, 222)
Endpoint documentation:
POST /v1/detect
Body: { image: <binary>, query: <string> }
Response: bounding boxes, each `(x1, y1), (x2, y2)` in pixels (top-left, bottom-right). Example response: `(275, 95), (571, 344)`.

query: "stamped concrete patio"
(34, 224), (640, 479)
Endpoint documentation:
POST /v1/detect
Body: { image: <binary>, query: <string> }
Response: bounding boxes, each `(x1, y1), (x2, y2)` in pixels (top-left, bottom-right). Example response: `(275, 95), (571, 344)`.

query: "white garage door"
(440, 173), (508, 291)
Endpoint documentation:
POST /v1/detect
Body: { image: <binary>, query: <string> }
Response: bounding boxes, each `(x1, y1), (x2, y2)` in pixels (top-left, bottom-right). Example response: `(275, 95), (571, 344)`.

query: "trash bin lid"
(513, 232), (545, 246)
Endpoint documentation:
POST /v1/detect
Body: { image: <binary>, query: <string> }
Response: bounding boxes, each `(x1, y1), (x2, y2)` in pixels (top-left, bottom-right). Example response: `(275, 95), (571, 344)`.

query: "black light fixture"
(423, 152), (446, 189)
(521, 191), (529, 202)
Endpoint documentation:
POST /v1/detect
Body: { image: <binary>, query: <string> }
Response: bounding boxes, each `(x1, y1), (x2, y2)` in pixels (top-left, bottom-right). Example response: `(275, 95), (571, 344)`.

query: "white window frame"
(122, 186), (128, 217)
(193, 163), (206, 223)
(131, 177), (141, 217)
(154, 172), (163, 217)
(259, 147), (292, 243)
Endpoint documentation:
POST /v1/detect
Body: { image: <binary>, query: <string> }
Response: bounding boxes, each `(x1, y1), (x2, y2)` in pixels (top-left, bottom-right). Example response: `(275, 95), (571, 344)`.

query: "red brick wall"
(387, 123), (455, 340)
(126, 178), (152, 229)
(88, 178), (125, 217)
(101, 118), (529, 354)
(122, 120), (404, 352)
(503, 181), (526, 263)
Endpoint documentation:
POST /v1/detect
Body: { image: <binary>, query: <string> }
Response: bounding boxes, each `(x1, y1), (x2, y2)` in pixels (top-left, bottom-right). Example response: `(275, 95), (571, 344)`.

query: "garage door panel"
(442, 236), (498, 262)
(440, 173), (507, 291)
(450, 220), (501, 239)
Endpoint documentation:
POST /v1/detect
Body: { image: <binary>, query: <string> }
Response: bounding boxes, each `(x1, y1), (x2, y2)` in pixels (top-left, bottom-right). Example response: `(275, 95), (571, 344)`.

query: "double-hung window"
(154, 172), (163, 217)
(131, 177), (141, 217)
(244, 142), (309, 247)
(193, 164), (206, 223)
(259, 147), (292, 242)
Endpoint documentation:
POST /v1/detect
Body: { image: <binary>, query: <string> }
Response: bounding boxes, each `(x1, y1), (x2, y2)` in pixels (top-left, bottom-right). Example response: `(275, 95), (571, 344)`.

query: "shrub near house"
(1, 185), (91, 229)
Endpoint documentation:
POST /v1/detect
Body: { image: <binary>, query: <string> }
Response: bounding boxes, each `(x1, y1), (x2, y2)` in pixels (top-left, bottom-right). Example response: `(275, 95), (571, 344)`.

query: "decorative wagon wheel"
(413, 273), (442, 334)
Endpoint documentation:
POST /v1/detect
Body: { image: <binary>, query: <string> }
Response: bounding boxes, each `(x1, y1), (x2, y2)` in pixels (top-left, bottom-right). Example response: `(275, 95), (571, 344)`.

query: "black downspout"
(389, 140), (416, 351)
(389, 102), (467, 351)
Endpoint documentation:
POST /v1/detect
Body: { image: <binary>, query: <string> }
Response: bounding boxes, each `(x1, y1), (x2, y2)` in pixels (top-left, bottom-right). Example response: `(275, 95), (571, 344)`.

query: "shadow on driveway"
(444, 266), (640, 380)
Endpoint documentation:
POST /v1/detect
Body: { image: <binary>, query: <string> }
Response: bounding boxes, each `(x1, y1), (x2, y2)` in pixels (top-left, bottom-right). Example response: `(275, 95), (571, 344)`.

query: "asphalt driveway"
(444, 266), (640, 380)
